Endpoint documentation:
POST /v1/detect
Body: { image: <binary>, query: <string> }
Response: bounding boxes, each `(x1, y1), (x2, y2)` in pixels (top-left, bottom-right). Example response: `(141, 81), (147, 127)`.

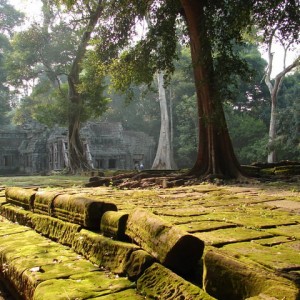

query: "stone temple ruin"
(0, 121), (155, 175)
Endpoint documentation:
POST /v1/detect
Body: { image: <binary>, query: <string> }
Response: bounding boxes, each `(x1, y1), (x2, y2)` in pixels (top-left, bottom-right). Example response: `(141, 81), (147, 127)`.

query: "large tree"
(6, 0), (109, 173)
(97, 0), (254, 178)
(264, 36), (299, 163)
(52, 0), (300, 177)
(253, 0), (299, 163)
(0, 0), (24, 125)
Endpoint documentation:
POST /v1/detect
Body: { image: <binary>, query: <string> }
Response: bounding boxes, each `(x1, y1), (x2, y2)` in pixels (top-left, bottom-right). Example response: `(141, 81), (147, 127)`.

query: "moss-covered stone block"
(0, 204), (33, 227)
(52, 194), (117, 229)
(72, 229), (140, 274)
(0, 227), (101, 300)
(20, 259), (99, 299)
(241, 165), (261, 176)
(0, 196), (7, 206)
(31, 214), (81, 246)
(90, 289), (146, 300)
(198, 207), (298, 229)
(274, 165), (300, 175)
(33, 190), (61, 215)
(125, 208), (205, 278)
(266, 224), (300, 239)
(194, 227), (273, 246)
(0, 218), (31, 236)
(5, 187), (36, 211)
(203, 248), (299, 300)
(100, 211), (128, 240)
(33, 271), (137, 300)
(222, 240), (300, 271)
(125, 249), (155, 281)
(137, 263), (215, 300)
(177, 220), (236, 233)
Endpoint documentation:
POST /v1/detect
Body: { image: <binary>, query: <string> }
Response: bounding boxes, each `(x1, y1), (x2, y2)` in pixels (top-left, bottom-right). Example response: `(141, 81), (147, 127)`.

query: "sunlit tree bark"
(264, 33), (300, 163)
(152, 71), (172, 169)
(180, 0), (244, 178)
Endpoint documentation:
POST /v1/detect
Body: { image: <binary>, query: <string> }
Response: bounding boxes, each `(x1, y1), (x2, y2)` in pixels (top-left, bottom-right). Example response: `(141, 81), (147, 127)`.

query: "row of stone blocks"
(1, 187), (214, 300)
(2, 187), (299, 300)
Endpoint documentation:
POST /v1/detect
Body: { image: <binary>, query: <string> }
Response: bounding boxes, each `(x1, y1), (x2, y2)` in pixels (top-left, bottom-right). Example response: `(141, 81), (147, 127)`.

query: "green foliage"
(0, 1), (24, 125)
(225, 104), (268, 164)
(174, 94), (198, 168)
(0, 0), (24, 37)
(5, 1), (110, 129)
(78, 51), (110, 121)
(103, 86), (160, 137)
(275, 72), (300, 161)
(6, 22), (77, 86)
(0, 34), (11, 124)
(252, 1), (299, 44)
(12, 78), (68, 127)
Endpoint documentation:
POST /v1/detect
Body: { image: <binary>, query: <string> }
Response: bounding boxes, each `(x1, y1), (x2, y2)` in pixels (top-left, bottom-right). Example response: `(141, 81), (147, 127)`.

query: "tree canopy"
(0, 0), (24, 125)
(4, 0), (300, 176)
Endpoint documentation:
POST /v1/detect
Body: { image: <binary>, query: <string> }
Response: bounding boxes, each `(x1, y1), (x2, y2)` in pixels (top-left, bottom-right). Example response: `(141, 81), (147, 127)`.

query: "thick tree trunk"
(66, 1), (103, 173)
(68, 77), (91, 173)
(267, 97), (277, 163)
(180, 0), (243, 179)
(264, 35), (300, 163)
(152, 72), (172, 169)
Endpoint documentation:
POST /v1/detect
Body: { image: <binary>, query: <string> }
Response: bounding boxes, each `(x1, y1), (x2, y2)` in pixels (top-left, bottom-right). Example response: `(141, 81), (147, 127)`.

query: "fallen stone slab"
(52, 194), (117, 229)
(33, 190), (61, 215)
(0, 219), (30, 236)
(100, 211), (129, 240)
(125, 208), (205, 278)
(194, 227), (274, 246)
(87, 289), (146, 300)
(31, 214), (81, 246)
(0, 221), (142, 300)
(203, 247), (299, 300)
(5, 187), (36, 211)
(0, 204), (81, 246)
(177, 220), (236, 233)
(137, 263), (215, 300)
(197, 207), (299, 229)
(0, 204), (33, 227)
(85, 177), (111, 187)
(125, 249), (156, 281)
(266, 224), (300, 240)
(0, 224), (97, 300)
(33, 271), (141, 300)
(222, 240), (300, 275)
(0, 195), (7, 206)
(72, 229), (140, 275)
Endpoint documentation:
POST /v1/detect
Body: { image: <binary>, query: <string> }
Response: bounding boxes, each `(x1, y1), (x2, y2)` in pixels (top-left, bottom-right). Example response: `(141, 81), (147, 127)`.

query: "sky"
(9, 0), (42, 20)
(8, 0), (299, 79)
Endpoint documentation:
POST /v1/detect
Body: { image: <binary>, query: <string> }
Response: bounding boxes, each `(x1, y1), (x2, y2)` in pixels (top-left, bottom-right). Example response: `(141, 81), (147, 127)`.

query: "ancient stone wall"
(0, 121), (156, 175)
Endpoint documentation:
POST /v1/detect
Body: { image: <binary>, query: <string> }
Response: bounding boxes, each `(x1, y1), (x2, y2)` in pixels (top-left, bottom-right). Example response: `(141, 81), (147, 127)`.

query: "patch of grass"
(0, 175), (89, 188)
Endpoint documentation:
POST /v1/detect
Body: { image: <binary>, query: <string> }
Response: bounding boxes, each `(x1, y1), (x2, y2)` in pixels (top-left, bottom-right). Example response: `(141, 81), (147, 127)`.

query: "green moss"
(31, 214), (81, 245)
(266, 224), (300, 239)
(91, 289), (146, 300)
(222, 241), (300, 271)
(0, 220), (30, 236)
(137, 263), (215, 300)
(203, 248), (299, 300)
(72, 229), (140, 274)
(177, 221), (236, 233)
(33, 271), (136, 300)
(1, 204), (33, 226)
(194, 227), (273, 246)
